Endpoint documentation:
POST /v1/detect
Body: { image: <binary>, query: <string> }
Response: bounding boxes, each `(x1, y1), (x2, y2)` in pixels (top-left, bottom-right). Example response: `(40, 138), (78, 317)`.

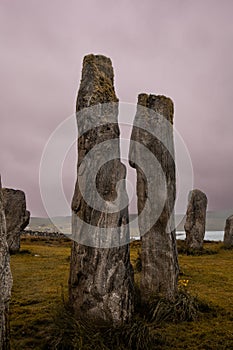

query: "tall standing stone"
(129, 94), (179, 300)
(69, 54), (134, 324)
(3, 188), (30, 254)
(0, 179), (13, 350)
(223, 215), (233, 247)
(184, 189), (207, 250)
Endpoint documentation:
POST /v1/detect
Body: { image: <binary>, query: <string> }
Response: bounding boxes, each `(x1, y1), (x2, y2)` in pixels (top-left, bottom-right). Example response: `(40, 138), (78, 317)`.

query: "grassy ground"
(9, 238), (233, 349)
(10, 237), (71, 349)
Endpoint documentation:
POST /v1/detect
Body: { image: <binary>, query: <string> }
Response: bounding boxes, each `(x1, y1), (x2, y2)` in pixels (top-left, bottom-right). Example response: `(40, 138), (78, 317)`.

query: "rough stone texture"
(69, 54), (134, 324)
(2, 188), (30, 254)
(184, 189), (208, 250)
(0, 179), (13, 350)
(129, 93), (179, 301)
(223, 215), (233, 247)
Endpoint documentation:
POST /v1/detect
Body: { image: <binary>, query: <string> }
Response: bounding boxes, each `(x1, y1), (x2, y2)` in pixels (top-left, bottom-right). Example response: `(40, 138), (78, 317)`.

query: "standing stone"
(69, 54), (134, 324)
(184, 189), (207, 250)
(0, 179), (13, 350)
(129, 94), (179, 300)
(2, 188), (30, 254)
(223, 215), (233, 247)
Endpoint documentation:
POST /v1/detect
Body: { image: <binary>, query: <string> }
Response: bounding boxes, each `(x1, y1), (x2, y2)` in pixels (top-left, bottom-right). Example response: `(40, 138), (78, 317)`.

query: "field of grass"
(9, 237), (233, 349)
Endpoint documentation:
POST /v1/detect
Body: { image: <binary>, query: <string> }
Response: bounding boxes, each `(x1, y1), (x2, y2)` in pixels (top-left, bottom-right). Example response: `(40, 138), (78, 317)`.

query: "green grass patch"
(9, 238), (233, 349)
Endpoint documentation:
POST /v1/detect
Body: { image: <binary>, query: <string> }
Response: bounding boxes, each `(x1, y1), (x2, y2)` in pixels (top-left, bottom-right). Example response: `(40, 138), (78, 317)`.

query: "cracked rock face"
(0, 180), (13, 350)
(3, 188), (30, 254)
(129, 93), (179, 301)
(69, 54), (134, 324)
(224, 215), (233, 247)
(184, 189), (207, 250)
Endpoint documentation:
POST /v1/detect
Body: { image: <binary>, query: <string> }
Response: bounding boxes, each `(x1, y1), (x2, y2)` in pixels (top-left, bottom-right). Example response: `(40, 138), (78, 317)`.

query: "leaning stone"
(129, 93), (179, 301)
(223, 215), (233, 247)
(3, 188), (30, 254)
(69, 54), (134, 324)
(0, 178), (13, 349)
(184, 189), (207, 250)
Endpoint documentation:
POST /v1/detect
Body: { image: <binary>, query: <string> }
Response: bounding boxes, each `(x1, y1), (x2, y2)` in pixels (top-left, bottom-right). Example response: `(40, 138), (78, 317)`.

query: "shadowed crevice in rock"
(0, 178), (13, 350)
(3, 188), (30, 254)
(129, 93), (179, 301)
(69, 54), (134, 324)
(184, 189), (208, 250)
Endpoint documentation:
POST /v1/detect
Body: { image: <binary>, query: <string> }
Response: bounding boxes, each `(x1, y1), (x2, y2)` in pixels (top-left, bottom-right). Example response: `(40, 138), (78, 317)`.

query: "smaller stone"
(184, 189), (207, 250)
(223, 215), (233, 247)
(3, 188), (30, 254)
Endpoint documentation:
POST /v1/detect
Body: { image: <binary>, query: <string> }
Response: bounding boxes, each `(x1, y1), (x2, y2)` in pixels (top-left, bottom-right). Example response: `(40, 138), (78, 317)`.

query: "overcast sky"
(1, 0), (233, 216)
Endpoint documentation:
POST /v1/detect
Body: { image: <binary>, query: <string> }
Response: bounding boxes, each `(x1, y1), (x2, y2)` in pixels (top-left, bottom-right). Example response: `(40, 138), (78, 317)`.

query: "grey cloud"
(0, 0), (233, 216)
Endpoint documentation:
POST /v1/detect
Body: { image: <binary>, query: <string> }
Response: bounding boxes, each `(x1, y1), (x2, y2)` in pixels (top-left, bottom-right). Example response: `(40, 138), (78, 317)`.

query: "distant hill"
(27, 210), (232, 233)
(27, 216), (71, 233)
(130, 211), (232, 231)
(206, 210), (233, 230)
(176, 210), (232, 231)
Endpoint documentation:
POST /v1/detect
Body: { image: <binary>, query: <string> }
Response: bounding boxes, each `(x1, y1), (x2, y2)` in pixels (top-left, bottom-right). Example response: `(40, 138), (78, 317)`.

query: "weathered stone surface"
(69, 54), (134, 324)
(129, 93), (179, 300)
(184, 189), (207, 250)
(0, 179), (13, 350)
(223, 215), (233, 247)
(3, 188), (30, 254)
